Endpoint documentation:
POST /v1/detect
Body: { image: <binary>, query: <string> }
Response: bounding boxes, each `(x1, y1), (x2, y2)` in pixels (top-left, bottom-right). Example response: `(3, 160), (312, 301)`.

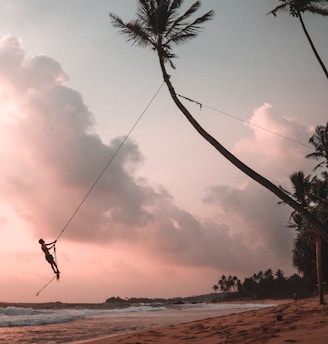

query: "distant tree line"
(213, 269), (314, 300)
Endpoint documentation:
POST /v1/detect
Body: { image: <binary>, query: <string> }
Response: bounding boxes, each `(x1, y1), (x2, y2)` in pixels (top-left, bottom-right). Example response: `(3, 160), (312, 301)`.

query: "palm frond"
(136, 0), (152, 22)
(268, 0), (328, 17)
(165, 2), (211, 39)
(267, 3), (288, 16)
(304, 5), (328, 15)
(154, 1), (174, 34)
(289, 171), (312, 206)
(178, 1), (201, 21)
(109, 13), (154, 48)
(166, 10), (214, 46)
(169, 0), (183, 12)
(305, 123), (328, 170)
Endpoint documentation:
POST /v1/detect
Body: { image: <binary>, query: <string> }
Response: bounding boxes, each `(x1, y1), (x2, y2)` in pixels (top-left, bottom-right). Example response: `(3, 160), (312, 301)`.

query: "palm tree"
(218, 274), (228, 293)
(306, 123), (328, 170)
(286, 167), (328, 304)
(275, 268), (285, 280)
(287, 173), (319, 300)
(242, 276), (257, 297)
(232, 275), (239, 292)
(264, 268), (274, 281)
(268, 0), (328, 79)
(110, 0), (328, 242)
(292, 235), (316, 283)
(227, 275), (239, 292)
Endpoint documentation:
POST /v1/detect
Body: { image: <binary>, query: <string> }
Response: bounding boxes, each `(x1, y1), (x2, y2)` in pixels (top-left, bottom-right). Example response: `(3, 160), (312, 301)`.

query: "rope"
(36, 275), (57, 296)
(54, 81), (165, 242)
(36, 83), (164, 296)
(53, 245), (58, 267)
(177, 94), (312, 149)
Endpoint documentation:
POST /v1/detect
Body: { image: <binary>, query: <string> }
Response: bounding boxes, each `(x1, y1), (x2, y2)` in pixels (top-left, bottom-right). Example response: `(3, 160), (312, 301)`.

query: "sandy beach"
(75, 296), (328, 344)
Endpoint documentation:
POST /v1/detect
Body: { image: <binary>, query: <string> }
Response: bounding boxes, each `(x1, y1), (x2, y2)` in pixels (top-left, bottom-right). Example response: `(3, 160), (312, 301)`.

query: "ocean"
(0, 302), (275, 344)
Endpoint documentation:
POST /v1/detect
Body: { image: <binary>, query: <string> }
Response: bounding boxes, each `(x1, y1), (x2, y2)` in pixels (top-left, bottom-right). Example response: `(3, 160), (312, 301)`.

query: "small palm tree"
(275, 268), (285, 280)
(264, 268), (274, 281)
(268, 0), (328, 79)
(218, 274), (228, 293)
(305, 123), (328, 170)
(110, 0), (327, 242)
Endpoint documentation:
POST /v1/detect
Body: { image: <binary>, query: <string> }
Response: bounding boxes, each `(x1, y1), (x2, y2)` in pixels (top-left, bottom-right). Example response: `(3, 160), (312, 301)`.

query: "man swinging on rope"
(39, 239), (60, 279)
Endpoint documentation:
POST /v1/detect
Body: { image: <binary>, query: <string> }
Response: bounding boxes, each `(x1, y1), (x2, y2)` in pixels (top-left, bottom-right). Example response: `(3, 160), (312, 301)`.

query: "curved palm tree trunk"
(298, 11), (328, 80)
(157, 54), (328, 243)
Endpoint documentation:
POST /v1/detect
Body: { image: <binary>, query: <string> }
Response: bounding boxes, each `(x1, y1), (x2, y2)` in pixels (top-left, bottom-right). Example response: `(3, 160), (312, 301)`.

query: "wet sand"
(74, 296), (328, 344)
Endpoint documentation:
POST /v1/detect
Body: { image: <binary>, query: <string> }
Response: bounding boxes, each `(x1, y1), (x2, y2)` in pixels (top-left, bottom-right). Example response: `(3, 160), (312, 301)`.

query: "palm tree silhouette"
(284, 123), (328, 305)
(305, 123), (328, 170)
(287, 171), (326, 304)
(110, 0), (327, 242)
(268, 0), (328, 79)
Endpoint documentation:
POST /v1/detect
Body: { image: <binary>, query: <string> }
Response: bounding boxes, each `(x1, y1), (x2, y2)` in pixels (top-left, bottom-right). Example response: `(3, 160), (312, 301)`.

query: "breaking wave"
(0, 305), (167, 327)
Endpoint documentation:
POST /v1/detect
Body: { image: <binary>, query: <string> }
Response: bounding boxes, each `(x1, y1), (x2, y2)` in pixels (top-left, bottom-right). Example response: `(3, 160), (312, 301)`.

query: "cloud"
(234, 103), (313, 184)
(0, 35), (313, 282)
(0, 34), (153, 242)
(203, 182), (295, 273)
(199, 102), (317, 275)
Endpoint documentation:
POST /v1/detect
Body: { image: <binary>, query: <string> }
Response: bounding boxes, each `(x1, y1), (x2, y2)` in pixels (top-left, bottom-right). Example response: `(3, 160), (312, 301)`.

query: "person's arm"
(46, 240), (57, 248)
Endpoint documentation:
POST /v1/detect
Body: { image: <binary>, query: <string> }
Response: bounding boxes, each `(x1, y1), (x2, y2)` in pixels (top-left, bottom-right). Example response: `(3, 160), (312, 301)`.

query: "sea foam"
(0, 305), (167, 327)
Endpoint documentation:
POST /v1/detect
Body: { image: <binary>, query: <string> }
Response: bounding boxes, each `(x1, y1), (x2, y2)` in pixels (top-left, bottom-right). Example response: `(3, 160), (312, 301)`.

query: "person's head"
(39, 239), (45, 244)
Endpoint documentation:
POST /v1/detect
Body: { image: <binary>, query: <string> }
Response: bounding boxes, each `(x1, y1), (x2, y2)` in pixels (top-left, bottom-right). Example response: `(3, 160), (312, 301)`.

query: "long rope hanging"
(36, 82), (164, 296)
(51, 86), (306, 244)
(55, 81), (164, 242)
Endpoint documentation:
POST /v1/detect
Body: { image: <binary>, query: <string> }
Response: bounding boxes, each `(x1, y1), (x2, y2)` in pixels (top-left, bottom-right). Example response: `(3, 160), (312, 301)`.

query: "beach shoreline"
(69, 296), (328, 344)
(0, 296), (283, 344)
(0, 296), (286, 310)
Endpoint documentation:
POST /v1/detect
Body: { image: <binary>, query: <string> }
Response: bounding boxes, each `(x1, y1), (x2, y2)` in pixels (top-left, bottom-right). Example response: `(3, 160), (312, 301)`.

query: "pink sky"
(0, 1), (327, 303)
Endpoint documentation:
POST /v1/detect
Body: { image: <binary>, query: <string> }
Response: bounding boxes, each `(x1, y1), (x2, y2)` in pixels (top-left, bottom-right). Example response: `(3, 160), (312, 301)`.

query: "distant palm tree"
(264, 268), (274, 281)
(212, 284), (219, 293)
(275, 269), (285, 280)
(305, 123), (328, 170)
(268, 0), (328, 79)
(110, 0), (327, 241)
(218, 275), (228, 293)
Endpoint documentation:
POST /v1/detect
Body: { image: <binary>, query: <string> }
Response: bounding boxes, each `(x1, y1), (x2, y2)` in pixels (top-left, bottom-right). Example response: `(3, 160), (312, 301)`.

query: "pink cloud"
(234, 103), (313, 184)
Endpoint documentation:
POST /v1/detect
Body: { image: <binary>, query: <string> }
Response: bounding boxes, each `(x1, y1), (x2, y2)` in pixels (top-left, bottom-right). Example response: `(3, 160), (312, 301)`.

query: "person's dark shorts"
(46, 254), (54, 263)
